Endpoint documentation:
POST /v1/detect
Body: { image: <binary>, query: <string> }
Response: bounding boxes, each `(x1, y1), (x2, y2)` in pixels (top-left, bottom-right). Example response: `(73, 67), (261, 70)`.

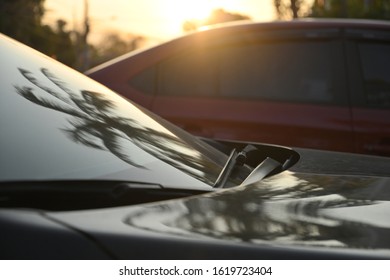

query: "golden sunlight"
(45, 0), (277, 41)
(161, 0), (216, 23)
(159, 0), (256, 35)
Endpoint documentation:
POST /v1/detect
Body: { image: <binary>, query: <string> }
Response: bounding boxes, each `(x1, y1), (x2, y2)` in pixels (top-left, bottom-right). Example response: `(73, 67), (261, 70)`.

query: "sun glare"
(162, 0), (216, 23)
(183, 1), (215, 20)
(45, 0), (277, 42)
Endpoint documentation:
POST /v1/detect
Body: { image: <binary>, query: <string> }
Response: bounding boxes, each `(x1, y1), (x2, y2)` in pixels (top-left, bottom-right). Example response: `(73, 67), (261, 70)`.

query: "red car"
(87, 19), (390, 156)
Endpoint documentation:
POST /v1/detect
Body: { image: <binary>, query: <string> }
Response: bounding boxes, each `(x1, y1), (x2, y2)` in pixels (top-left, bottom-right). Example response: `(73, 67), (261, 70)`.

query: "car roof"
(199, 18), (390, 32)
(86, 18), (390, 74)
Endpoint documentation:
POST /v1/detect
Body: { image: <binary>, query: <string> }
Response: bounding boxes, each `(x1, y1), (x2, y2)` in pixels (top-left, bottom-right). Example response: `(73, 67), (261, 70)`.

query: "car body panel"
(152, 97), (354, 152)
(351, 108), (390, 155)
(2, 148), (390, 259)
(0, 209), (111, 259)
(344, 31), (390, 155)
(46, 165), (390, 259)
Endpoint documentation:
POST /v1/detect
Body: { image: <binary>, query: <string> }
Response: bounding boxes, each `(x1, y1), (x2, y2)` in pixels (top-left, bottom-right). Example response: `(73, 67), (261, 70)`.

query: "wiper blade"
(0, 180), (211, 211)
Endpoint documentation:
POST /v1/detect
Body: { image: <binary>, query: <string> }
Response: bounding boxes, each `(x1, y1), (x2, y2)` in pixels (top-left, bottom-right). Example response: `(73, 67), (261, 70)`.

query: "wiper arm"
(213, 144), (284, 188)
(213, 149), (239, 188)
(213, 145), (257, 188)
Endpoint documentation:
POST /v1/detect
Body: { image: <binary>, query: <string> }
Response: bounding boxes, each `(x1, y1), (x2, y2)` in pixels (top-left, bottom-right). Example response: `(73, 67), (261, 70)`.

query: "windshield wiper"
(0, 180), (211, 211)
(213, 149), (240, 188)
(213, 145), (283, 188)
(213, 145), (255, 188)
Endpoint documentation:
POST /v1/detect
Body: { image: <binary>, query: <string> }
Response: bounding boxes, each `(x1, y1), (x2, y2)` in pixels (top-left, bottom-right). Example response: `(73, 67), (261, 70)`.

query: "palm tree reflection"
(124, 172), (390, 249)
(14, 67), (221, 183)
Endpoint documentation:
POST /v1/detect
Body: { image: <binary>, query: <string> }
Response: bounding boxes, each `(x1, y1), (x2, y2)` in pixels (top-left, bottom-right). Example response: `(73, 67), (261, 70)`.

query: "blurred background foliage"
(310, 0), (390, 19)
(1, 0), (78, 68)
(0, 0), (143, 70)
(1, 0), (389, 72)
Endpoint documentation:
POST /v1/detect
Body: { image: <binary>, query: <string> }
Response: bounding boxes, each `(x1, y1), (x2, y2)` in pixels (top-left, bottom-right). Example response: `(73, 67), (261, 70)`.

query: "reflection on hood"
(123, 172), (390, 250)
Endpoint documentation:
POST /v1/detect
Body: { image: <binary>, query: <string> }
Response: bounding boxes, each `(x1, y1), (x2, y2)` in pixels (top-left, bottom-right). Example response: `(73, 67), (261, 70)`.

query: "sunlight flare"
(162, 0), (216, 22)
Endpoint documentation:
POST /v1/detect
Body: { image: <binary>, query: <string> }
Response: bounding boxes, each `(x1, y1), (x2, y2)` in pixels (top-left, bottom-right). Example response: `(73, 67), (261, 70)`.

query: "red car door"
(346, 30), (390, 156)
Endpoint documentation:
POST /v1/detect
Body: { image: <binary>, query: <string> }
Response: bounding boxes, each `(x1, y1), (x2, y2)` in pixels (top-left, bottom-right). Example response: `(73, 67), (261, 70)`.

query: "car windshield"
(0, 35), (228, 189)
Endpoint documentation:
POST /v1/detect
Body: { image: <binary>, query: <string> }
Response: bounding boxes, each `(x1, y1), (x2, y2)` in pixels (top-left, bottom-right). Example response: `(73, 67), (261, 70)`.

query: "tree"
(89, 32), (144, 67)
(274, 0), (305, 19)
(51, 20), (77, 67)
(0, 0), (45, 43)
(183, 9), (251, 32)
(0, 0), (77, 67)
(310, 0), (390, 20)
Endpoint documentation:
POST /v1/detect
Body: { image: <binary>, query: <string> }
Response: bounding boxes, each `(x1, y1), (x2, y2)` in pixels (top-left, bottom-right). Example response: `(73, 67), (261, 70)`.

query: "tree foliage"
(310, 0), (390, 20)
(0, 0), (147, 70)
(0, 0), (77, 67)
(0, 0), (45, 44)
(183, 9), (251, 32)
(274, 0), (305, 19)
(89, 33), (144, 68)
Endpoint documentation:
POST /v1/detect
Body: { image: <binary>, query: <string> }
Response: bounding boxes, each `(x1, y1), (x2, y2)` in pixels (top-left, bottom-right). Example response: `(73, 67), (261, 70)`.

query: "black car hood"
(47, 158), (390, 259)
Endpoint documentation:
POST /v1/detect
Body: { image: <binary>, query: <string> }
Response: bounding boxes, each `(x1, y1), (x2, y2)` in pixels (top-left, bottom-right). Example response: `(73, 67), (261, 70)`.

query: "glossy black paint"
(46, 168), (390, 259)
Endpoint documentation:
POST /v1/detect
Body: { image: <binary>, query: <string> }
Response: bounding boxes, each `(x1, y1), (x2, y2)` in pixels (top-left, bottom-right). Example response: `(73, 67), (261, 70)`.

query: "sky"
(43, 0), (312, 45)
